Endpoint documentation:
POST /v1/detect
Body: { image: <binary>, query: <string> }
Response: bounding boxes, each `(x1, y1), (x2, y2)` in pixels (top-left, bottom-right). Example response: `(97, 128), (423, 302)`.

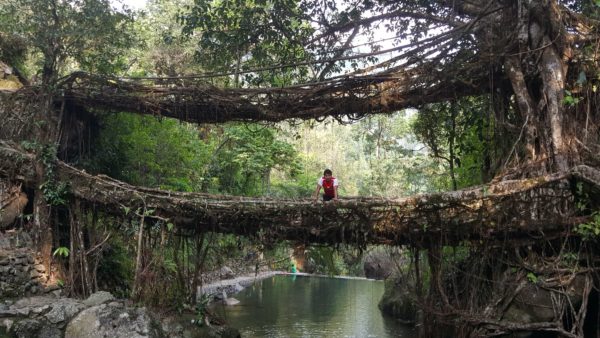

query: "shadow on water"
(0, 327), (10, 338)
(211, 274), (415, 338)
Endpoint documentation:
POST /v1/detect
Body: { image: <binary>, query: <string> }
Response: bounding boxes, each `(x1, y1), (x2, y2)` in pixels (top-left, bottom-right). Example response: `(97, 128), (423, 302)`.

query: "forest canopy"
(6, 0), (595, 173)
(0, 0), (598, 201)
(0, 0), (598, 199)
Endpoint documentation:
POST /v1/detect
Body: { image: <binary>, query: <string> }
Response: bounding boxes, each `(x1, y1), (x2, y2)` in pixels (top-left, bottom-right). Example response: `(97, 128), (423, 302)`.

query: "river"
(211, 274), (415, 337)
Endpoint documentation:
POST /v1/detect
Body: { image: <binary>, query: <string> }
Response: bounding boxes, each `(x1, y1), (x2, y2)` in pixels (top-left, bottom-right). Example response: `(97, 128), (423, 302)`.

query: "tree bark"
(132, 209), (146, 299)
(538, 35), (568, 171)
(32, 91), (60, 274)
(504, 56), (542, 166)
(500, 0), (574, 173)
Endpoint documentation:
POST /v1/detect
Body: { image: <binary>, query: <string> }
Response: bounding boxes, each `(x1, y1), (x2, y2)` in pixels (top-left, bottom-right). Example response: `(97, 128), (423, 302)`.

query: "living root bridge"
(59, 70), (483, 124)
(2, 142), (599, 246)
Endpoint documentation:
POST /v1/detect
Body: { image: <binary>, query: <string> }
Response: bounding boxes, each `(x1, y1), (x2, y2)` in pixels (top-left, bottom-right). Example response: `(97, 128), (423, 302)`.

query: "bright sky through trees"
(116, 0), (146, 10)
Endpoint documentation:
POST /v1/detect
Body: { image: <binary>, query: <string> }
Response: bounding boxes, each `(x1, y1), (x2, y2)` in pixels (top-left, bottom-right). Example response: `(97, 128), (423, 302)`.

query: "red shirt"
(318, 176), (338, 197)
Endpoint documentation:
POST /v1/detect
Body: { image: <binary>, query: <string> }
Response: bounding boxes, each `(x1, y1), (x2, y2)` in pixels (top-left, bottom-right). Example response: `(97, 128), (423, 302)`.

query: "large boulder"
(363, 249), (398, 280)
(10, 318), (61, 338)
(1, 292), (168, 338)
(82, 291), (115, 307)
(0, 184), (28, 230)
(9, 296), (83, 322)
(378, 272), (417, 324)
(65, 303), (164, 338)
(219, 266), (235, 280)
(503, 274), (587, 323)
(0, 290), (243, 338)
(1, 296), (84, 337)
(43, 298), (85, 326)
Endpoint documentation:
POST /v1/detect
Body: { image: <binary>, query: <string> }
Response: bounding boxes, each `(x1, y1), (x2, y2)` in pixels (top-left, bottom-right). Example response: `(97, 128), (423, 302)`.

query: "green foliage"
(261, 241), (295, 270)
(90, 113), (212, 191)
(526, 272), (539, 284)
(0, 0), (138, 80)
(180, 0), (313, 86)
(566, 0), (600, 18)
(205, 124), (301, 196)
(212, 234), (246, 264)
(162, 257), (178, 274)
(575, 211), (600, 241)
(128, 0), (202, 77)
(19, 140), (38, 151)
(90, 115), (301, 196)
(413, 96), (497, 189)
(39, 144), (70, 206)
(559, 252), (579, 267)
(0, 32), (28, 75)
(353, 113), (427, 196)
(563, 90), (581, 106)
(305, 246), (347, 275)
(193, 294), (212, 327)
(40, 180), (69, 206)
(278, 111), (444, 198)
(441, 246), (470, 264)
(574, 181), (600, 241)
(52, 246), (70, 258)
(575, 182), (589, 211)
(96, 234), (134, 298)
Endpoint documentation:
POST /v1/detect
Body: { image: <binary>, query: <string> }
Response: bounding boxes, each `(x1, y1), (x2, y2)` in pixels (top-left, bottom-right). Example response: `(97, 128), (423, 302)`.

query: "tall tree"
(413, 97), (496, 190)
(206, 124), (301, 195)
(131, 0), (202, 78)
(181, 0), (315, 86)
(176, 0), (599, 175)
(0, 0), (137, 82)
(0, 0), (137, 269)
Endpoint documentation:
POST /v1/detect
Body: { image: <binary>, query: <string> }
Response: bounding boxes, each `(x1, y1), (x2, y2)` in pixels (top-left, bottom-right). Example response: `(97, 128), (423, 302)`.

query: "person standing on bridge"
(314, 169), (339, 202)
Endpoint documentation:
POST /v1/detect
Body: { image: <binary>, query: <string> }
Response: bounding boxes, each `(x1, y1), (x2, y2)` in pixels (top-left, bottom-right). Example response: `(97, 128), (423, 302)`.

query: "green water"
(212, 275), (415, 338)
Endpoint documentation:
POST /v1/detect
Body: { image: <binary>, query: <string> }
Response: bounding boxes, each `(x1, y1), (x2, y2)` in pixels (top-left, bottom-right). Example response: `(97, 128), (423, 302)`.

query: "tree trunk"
(501, 1), (574, 173)
(132, 211), (146, 299)
(448, 103), (457, 191)
(504, 56), (544, 167)
(538, 34), (568, 171)
(33, 172), (53, 271)
(32, 91), (61, 273)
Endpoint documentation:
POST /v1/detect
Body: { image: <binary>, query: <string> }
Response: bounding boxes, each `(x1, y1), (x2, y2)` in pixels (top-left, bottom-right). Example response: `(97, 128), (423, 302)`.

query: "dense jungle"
(1, 0), (600, 337)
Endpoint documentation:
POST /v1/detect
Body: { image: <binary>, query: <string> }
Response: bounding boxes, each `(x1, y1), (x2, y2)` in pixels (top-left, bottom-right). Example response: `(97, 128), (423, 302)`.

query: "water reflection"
(212, 275), (415, 338)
